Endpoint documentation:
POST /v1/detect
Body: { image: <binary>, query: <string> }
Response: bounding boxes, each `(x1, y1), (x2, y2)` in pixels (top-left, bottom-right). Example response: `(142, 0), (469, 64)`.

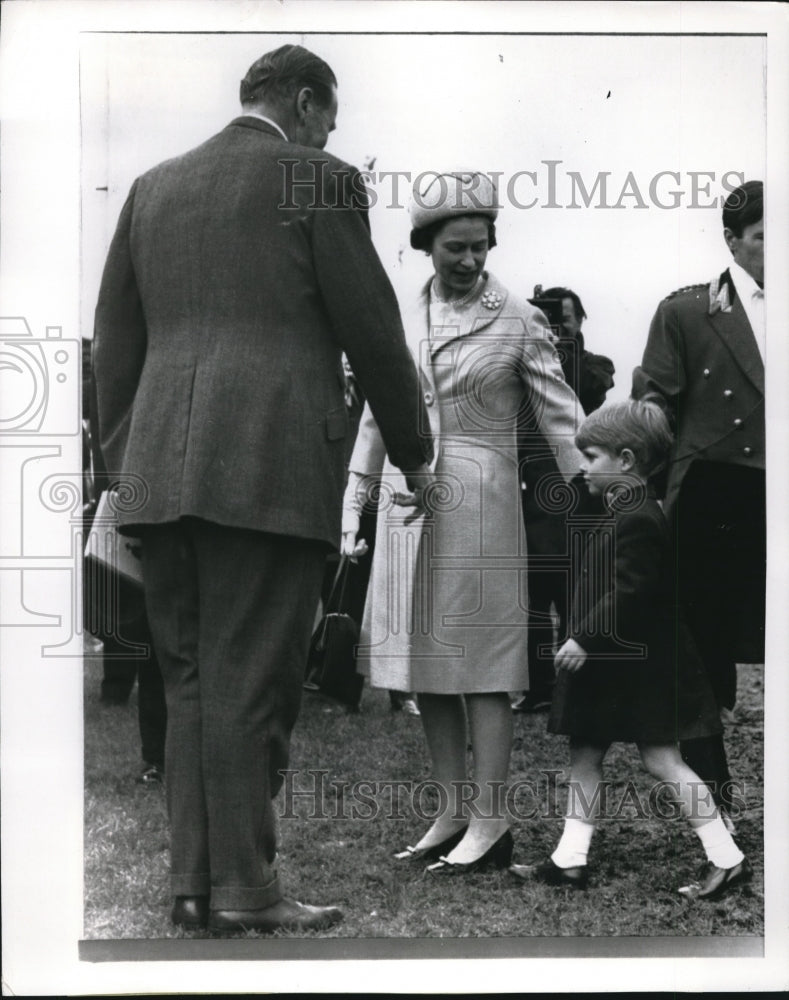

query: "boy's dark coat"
(549, 490), (721, 745)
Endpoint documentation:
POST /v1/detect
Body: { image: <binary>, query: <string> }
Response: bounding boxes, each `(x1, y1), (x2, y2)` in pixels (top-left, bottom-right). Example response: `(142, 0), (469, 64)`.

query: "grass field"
(84, 654), (763, 940)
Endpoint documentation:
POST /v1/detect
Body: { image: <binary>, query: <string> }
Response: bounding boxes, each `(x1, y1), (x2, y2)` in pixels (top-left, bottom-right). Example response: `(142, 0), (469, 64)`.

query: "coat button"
(733, 418), (743, 428)
(743, 446), (753, 456)
(703, 368), (711, 378)
(424, 391), (434, 406)
(724, 389), (733, 398)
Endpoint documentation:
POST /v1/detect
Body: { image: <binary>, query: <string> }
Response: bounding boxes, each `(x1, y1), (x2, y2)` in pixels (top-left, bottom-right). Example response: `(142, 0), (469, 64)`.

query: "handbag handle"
(325, 554), (351, 613)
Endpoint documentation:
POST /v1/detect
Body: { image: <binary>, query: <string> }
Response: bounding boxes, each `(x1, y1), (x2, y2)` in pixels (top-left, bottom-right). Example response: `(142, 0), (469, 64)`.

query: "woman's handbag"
(303, 555), (364, 710)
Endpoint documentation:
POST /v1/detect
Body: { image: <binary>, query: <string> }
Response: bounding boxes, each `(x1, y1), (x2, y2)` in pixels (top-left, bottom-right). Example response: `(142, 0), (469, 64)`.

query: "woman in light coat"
(342, 172), (582, 871)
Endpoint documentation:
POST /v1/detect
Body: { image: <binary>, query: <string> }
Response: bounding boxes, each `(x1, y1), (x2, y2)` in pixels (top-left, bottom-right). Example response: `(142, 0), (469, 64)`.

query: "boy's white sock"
(551, 817), (595, 869)
(695, 816), (745, 869)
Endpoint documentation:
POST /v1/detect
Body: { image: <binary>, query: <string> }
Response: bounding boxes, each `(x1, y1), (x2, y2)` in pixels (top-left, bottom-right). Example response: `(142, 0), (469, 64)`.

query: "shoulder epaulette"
(663, 282), (708, 302)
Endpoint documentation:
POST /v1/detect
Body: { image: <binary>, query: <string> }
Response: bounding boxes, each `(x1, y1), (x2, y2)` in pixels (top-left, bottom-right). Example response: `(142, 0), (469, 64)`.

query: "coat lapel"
(403, 280), (438, 397)
(427, 272), (509, 358)
(706, 269), (765, 395)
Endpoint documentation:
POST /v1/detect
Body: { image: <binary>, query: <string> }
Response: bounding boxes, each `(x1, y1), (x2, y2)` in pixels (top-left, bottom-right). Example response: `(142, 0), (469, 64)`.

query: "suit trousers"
(673, 461), (766, 708)
(99, 613), (167, 768)
(140, 518), (326, 909)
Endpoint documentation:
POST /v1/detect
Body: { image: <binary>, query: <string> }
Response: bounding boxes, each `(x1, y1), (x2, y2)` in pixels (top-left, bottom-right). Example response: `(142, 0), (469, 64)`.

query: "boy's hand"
(554, 638), (588, 672)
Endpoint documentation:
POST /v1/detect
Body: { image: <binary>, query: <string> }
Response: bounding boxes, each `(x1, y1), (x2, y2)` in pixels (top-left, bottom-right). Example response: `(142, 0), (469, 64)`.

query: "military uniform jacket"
(632, 268), (764, 514)
(93, 117), (431, 546)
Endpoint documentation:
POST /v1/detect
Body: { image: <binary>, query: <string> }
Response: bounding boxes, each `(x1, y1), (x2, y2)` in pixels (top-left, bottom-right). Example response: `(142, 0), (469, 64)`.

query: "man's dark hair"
(540, 286), (587, 323)
(410, 216), (497, 252)
(722, 180), (763, 237)
(240, 44), (337, 108)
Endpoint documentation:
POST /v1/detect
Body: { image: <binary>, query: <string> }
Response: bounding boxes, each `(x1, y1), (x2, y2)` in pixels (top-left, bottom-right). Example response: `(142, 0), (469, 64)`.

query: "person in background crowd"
(309, 356), (420, 717)
(343, 172), (582, 873)
(632, 180), (765, 827)
(513, 287), (615, 713)
(93, 44), (432, 934)
(83, 338), (167, 785)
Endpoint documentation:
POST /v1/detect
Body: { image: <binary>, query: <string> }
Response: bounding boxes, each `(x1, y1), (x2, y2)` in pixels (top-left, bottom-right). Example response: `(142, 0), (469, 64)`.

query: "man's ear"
(619, 447), (636, 472)
(295, 86), (314, 122)
(723, 226), (738, 256)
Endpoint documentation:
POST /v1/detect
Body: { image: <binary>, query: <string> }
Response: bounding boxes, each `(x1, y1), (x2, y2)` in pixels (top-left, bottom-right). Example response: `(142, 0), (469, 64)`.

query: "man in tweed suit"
(632, 180), (765, 824)
(94, 45), (433, 934)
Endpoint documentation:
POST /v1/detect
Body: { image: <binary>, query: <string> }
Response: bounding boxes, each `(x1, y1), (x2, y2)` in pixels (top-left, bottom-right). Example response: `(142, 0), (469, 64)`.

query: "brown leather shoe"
(171, 895), (209, 928)
(208, 897), (344, 934)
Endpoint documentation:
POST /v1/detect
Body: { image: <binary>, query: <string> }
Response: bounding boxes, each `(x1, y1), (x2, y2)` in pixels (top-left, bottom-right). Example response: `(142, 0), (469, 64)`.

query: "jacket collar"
(407, 272), (510, 360)
(227, 115), (288, 141)
(707, 268), (764, 395)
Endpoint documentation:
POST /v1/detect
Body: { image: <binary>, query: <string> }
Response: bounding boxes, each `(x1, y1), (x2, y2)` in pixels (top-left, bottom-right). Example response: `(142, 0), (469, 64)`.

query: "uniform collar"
(729, 259), (763, 300)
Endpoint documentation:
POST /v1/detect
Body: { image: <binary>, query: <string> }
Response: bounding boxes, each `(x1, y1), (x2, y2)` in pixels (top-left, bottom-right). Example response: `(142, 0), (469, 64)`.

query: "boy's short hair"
(576, 397), (673, 478)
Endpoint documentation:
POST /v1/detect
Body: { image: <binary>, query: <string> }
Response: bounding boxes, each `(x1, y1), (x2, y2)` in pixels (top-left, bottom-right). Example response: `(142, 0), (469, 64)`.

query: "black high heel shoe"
(426, 828), (513, 874)
(394, 825), (469, 863)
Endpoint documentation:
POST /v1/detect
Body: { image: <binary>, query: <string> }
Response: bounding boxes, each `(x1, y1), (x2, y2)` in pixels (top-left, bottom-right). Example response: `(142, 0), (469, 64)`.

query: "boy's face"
(579, 445), (628, 497)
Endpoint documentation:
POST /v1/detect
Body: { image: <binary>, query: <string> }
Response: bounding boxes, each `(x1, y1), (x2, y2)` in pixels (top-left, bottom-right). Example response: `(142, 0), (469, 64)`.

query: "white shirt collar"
(729, 259), (762, 300)
(242, 111), (289, 142)
(728, 259), (765, 363)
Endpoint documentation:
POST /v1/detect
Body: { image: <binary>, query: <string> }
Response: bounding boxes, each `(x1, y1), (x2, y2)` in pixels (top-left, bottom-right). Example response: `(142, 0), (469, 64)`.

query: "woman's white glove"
(341, 471), (373, 560)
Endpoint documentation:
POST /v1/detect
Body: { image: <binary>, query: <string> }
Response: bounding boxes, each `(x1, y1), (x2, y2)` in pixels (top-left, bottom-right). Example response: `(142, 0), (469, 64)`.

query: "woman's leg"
(441, 692), (513, 863)
(409, 692), (469, 850)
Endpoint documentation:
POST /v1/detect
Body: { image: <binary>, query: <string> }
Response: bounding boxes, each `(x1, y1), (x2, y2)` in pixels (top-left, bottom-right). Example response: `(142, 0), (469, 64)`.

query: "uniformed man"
(632, 180), (765, 823)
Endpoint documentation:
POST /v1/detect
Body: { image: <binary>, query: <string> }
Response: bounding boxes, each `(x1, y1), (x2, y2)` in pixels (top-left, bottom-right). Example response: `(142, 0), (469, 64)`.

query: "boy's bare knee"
(638, 743), (672, 780)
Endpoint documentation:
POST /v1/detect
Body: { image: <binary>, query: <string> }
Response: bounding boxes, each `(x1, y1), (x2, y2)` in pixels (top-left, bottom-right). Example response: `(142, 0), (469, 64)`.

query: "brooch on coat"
(481, 289), (503, 310)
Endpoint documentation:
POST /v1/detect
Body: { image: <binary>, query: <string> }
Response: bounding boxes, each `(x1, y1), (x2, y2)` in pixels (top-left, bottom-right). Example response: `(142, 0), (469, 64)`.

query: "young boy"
(511, 399), (751, 900)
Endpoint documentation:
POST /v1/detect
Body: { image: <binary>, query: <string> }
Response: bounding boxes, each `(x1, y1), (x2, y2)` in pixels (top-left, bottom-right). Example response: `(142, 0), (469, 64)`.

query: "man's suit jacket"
(632, 268), (764, 514)
(94, 116), (431, 546)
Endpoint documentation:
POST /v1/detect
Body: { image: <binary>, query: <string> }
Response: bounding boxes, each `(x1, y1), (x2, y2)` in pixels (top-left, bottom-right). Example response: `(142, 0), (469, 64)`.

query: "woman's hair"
(576, 397), (673, 478)
(409, 215), (497, 253)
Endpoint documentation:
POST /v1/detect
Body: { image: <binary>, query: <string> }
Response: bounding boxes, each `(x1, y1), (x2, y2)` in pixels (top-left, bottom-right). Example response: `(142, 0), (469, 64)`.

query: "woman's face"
(430, 216), (490, 299)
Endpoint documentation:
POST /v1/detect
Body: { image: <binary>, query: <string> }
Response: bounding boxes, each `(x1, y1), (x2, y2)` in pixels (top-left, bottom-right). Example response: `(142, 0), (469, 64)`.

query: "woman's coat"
(348, 273), (583, 694)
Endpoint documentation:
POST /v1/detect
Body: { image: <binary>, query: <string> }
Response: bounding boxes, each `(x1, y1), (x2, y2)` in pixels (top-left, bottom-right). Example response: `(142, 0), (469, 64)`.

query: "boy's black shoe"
(679, 857), (753, 900)
(697, 858), (753, 900)
(509, 859), (588, 890)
